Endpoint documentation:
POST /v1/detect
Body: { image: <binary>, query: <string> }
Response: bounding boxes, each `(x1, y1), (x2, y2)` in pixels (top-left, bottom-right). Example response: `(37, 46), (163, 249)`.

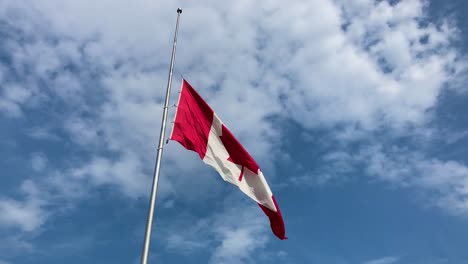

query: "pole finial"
(177, 8), (182, 13)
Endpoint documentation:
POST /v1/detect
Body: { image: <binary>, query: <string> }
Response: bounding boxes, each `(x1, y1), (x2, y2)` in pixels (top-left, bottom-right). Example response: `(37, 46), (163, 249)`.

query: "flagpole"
(140, 8), (182, 264)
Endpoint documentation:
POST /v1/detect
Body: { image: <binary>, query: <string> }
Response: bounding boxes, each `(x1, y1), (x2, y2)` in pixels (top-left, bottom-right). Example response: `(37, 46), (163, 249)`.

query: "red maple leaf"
(219, 124), (260, 181)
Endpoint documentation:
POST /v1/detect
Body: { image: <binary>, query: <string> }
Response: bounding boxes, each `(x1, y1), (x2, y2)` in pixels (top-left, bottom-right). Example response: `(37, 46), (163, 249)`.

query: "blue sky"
(1, 0), (468, 263)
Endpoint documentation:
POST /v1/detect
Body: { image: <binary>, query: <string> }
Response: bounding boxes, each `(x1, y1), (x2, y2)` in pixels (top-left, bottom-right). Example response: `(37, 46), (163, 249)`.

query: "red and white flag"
(170, 79), (286, 240)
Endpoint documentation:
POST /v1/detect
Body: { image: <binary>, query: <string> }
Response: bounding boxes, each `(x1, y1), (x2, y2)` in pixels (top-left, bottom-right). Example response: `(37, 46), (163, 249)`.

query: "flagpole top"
(177, 8), (182, 14)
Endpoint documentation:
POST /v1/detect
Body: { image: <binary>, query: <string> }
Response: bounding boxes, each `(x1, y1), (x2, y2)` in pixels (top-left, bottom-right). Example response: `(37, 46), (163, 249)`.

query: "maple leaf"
(219, 124), (259, 181)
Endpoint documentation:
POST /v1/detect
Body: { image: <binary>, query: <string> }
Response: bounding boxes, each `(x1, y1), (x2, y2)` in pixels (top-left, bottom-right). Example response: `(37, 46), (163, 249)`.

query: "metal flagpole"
(140, 8), (182, 264)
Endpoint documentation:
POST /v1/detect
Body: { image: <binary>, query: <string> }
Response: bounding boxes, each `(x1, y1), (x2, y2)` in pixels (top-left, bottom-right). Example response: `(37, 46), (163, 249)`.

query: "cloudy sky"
(1, 0), (468, 263)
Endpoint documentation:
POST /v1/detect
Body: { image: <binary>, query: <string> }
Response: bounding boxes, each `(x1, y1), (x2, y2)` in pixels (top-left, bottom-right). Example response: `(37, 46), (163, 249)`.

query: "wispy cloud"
(364, 256), (399, 264)
(30, 152), (47, 172)
(0, 180), (46, 232)
(162, 196), (270, 264)
(291, 141), (468, 215)
(25, 126), (61, 141)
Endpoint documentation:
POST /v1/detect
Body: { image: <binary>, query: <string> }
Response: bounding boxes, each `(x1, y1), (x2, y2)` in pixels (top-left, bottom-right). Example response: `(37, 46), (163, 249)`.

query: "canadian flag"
(170, 79), (287, 240)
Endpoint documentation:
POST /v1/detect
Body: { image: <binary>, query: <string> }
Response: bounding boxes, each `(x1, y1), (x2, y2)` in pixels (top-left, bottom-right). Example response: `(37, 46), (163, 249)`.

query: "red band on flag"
(259, 196), (287, 240)
(171, 79), (213, 159)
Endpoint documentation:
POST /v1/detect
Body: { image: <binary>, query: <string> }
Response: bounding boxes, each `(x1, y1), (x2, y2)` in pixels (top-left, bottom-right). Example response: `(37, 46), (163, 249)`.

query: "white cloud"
(163, 197), (270, 264)
(364, 256), (399, 264)
(443, 129), (468, 144)
(1, 0), (463, 159)
(69, 152), (151, 198)
(0, 180), (46, 232)
(3, 83), (31, 103)
(30, 152), (47, 172)
(0, 99), (22, 117)
(290, 142), (468, 215)
(26, 126), (61, 141)
(281, 0), (462, 131)
(209, 205), (269, 264)
(0, 0), (467, 261)
(0, 83), (32, 117)
(64, 116), (101, 146)
(166, 233), (207, 253)
(356, 144), (468, 214)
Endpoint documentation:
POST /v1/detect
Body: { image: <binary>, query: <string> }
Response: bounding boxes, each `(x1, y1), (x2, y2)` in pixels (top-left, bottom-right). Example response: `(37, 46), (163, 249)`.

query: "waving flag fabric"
(170, 79), (286, 240)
